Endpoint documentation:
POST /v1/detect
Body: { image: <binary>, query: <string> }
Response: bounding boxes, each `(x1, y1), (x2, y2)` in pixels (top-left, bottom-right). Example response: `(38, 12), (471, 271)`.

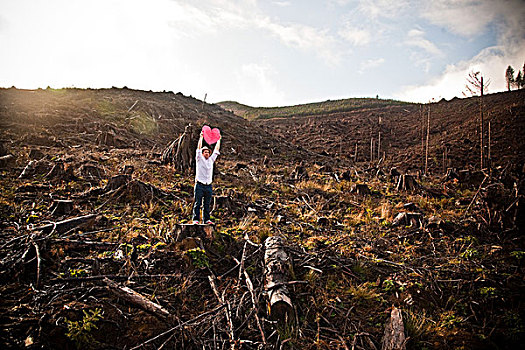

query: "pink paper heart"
(202, 125), (221, 144)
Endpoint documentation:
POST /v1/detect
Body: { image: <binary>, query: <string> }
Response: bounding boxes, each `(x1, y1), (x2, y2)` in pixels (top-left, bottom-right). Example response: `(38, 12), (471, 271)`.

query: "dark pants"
(192, 182), (212, 222)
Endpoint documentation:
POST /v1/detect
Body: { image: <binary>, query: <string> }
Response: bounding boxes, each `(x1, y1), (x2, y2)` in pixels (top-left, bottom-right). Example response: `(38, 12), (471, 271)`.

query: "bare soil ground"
(0, 87), (524, 349)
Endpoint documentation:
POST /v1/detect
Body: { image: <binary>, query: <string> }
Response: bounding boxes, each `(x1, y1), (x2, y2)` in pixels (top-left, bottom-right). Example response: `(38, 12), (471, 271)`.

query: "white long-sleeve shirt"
(195, 148), (219, 185)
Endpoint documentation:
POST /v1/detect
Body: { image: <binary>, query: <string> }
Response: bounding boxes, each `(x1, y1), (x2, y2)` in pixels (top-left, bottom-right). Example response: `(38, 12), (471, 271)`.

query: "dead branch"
(208, 275), (236, 349)
(33, 214), (98, 234)
(104, 277), (170, 319)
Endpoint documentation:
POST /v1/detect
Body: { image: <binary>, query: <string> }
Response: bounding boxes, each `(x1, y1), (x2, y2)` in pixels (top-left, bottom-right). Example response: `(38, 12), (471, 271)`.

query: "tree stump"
(381, 307), (406, 350)
(96, 131), (117, 147)
(104, 174), (131, 191)
(213, 195), (233, 211)
(0, 154), (15, 168)
(120, 164), (134, 175)
(161, 123), (195, 172)
(291, 165), (308, 181)
(264, 236), (293, 323)
(396, 175), (419, 191)
(172, 224), (213, 242)
(50, 200), (74, 216)
(28, 148), (45, 160)
(0, 141), (6, 156)
(351, 184), (371, 196)
(392, 212), (424, 228)
(78, 164), (105, 181)
(317, 217), (330, 226)
(18, 160), (49, 179)
(44, 161), (65, 181)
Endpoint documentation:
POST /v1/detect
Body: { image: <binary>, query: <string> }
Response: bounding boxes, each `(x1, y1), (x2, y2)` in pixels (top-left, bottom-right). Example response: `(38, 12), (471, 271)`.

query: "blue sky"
(0, 0), (524, 106)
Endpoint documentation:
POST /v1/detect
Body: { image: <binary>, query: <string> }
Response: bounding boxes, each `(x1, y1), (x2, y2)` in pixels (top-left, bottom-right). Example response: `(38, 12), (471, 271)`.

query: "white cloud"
(256, 17), (341, 65)
(167, 1), (248, 36)
(167, 1), (342, 66)
(235, 63), (285, 106)
(420, 0), (497, 37)
(359, 58), (385, 74)
(272, 1), (291, 7)
(405, 28), (442, 56)
(357, 0), (409, 19)
(339, 24), (371, 46)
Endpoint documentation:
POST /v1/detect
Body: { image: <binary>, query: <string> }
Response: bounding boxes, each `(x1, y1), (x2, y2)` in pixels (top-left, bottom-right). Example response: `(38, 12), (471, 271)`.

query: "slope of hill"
(0, 87), (523, 349)
(0, 87), (300, 163)
(252, 90), (525, 172)
(218, 97), (411, 121)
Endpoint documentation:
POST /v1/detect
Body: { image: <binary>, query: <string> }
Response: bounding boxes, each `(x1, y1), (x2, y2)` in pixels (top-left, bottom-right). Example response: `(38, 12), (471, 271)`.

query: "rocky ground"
(0, 87), (524, 349)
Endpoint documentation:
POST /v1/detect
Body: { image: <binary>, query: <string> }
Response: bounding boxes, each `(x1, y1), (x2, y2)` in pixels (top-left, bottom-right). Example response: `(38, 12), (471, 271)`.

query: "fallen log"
(33, 214), (98, 234)
(381, 307), (406, 350)
(104, 277), (170, 319)
(264, 236), (293, 323)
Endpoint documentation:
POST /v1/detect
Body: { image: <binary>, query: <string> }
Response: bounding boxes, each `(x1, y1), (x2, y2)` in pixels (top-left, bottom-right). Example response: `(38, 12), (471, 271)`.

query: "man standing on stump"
(192, 129), (221, 224)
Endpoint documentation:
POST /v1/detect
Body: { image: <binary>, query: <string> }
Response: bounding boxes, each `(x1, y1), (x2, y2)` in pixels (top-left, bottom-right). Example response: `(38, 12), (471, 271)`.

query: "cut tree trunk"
(104, 278), (170, 319)
(264, 236), (293, 323)
(396, 175), (419, 191)
(381, 307), (406, 350)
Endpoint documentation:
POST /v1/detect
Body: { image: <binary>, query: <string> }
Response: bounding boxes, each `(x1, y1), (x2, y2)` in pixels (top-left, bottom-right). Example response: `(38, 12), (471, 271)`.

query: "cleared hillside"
(218, 97), (411, 120)
(0, 87), (523, 349)
(253, 90), (525, 172)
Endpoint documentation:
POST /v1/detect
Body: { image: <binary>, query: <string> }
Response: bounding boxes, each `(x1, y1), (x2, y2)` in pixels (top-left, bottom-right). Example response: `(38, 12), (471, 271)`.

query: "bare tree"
(463, 71), (490, 97)
(463, 71), (490, 169)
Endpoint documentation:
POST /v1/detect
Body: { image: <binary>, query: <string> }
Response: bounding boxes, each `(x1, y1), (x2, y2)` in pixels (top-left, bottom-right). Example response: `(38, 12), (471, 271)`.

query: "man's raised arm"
(197, 131), (204, 150)
(210, 137), (221, 162)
